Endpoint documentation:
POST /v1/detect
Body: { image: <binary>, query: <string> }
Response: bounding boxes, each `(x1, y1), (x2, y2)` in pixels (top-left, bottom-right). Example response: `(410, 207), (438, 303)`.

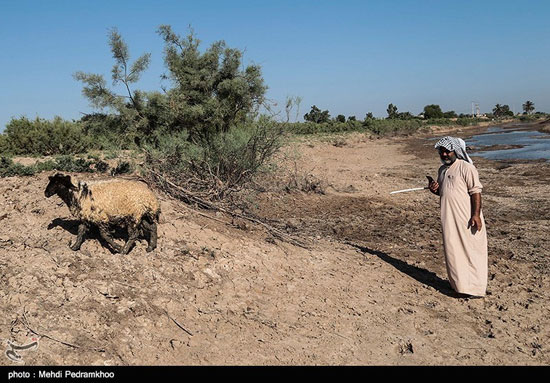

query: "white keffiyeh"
(434, 136), (473, 164)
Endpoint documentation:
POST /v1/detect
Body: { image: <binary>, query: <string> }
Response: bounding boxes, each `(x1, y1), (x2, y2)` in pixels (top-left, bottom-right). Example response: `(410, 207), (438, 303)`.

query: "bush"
(0, 155), (110, 178)
(443, 111), (458, 118)
(0, 157), (36, 177)
(2, 116), (90, 156)
(53, 155), (98, 173)
(304, 105), (331, 123)
(0, 135), (11, 155)
(423, 104), (443, 119)
(144, 118), (283, 199)
(519, 115), (537, 122)
(284, 118), (429, 136)
(79, 113), (136, 151)
(424, 118), (480, 127)
(285, 120), (364, 135)
(456, 118), (481, 126)
(110, 160), (133, 176)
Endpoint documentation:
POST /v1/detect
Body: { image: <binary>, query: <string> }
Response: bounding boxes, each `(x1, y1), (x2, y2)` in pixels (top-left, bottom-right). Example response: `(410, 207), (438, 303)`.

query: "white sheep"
(45, 173), (160, 254)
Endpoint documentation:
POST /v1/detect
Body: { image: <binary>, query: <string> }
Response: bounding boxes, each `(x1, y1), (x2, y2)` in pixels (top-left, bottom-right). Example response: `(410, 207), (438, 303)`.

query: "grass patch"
(0, 155), (123, 177)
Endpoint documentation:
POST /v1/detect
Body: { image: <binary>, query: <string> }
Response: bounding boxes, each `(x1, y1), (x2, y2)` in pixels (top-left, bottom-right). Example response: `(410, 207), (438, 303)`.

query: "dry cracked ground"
(1, 122), (549, 365)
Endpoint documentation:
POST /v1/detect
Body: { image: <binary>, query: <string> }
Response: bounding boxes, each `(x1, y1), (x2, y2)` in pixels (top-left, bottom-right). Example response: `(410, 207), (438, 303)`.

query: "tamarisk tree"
(75, 26), (268, 145)
(75, 26), (280, 199)
(157, 25), (267, 144)
(74, 28), (160, 141)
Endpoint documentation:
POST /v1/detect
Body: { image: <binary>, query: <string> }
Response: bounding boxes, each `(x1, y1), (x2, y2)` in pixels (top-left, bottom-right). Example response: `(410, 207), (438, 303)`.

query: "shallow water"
(468, 127), (550, 161)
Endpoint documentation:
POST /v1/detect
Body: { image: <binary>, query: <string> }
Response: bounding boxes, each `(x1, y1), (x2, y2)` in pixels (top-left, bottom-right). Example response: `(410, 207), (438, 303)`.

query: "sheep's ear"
(49, 172), (62, 180)
(61, 174), (77, 190)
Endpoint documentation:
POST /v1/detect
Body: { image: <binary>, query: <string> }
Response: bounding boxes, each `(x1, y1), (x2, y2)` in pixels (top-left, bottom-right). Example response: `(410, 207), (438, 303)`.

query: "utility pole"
(471, 101), (480, 117)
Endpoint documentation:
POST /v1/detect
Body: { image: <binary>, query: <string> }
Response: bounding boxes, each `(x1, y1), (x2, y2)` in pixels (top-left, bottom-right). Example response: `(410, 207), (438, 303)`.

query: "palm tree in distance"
(493, 104), (503, 117)
(522, 100), (535, 115)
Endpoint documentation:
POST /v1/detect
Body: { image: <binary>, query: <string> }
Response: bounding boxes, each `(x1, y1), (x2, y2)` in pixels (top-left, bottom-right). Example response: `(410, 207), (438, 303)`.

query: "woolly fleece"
(76, 179), (160, 224)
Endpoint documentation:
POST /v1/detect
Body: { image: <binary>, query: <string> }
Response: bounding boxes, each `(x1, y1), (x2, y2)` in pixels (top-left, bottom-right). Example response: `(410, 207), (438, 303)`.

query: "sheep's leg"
(121, 224), (139, 255)
(98, 224), (122, 253)
(140, 219), (151, 233)
(141, 219), (158, 252)
(143, 220), (158, 252)
(70, 223), (88, 251)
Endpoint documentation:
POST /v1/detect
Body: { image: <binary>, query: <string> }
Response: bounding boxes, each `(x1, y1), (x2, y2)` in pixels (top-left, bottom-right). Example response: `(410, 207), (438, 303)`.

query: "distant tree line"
(300, 99), (540, 126)
(301, 103), (467, 124)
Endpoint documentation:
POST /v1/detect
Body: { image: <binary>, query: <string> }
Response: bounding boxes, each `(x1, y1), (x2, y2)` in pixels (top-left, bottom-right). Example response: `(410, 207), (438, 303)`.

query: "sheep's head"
(45, 173), (77, 198)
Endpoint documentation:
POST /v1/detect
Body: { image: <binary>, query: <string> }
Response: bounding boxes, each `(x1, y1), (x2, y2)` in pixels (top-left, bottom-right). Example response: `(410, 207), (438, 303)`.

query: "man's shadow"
(47, 218), (130, 254)
(347, 242), (457, 297)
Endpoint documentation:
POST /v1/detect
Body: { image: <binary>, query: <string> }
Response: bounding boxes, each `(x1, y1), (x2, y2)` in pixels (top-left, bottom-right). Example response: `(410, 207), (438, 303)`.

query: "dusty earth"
(0, 122), (549, 366)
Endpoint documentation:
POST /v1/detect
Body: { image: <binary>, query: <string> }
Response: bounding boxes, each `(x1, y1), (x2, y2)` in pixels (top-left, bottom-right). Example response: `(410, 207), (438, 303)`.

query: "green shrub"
(0, 134), (11, 155)
(33, 160), (58, 173)
(53, 155), (96, 173)
(519, 115), (537, 122)
(0, 157), (36, 177)
(0, 155), (111, 178)
(94, 160), (110, 173)
(456, 118), (481, 126)
(423, 104), (444, 119)
(422, 117), (481, 127)
(2, 116), (90, 156)
(79, 113), (135, 151)
(285, 120), (364, 135)
(144, 118), (282, 198)
(284, 118), (427, 136)
(110, 160), (133, 175)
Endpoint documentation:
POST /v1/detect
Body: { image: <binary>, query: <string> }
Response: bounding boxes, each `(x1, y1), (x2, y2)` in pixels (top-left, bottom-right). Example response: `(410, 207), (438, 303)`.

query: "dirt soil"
(1, 122), (549, 366)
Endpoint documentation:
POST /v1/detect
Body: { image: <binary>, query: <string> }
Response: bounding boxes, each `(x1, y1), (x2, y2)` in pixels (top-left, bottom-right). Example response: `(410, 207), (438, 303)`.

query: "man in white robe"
(428, 136), (488, 298)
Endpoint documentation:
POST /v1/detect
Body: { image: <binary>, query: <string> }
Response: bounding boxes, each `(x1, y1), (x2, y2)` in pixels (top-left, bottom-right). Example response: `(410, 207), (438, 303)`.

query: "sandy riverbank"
(1, 122), (548, 365)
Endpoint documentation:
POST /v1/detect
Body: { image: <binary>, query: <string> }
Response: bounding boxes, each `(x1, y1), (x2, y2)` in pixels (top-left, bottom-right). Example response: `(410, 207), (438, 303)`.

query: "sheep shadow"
(47, 218), (81, 235)
(47, 218), (132, 254)
(347, 242), (457, 298)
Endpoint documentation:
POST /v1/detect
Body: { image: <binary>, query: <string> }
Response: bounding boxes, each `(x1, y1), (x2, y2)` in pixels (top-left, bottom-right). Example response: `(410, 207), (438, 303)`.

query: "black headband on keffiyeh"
(434, 136), (473, 164)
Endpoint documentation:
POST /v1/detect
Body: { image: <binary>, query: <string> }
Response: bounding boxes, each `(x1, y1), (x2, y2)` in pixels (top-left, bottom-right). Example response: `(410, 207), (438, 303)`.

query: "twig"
(194, 210), (232, 225)
(20, 312), (104, 352)
(21, 313), (79, 349)
(148, 170), (310, 249)
(329, 331), (353, 341)
(149, 169), (213, 209)
(166, 311), (193, 336)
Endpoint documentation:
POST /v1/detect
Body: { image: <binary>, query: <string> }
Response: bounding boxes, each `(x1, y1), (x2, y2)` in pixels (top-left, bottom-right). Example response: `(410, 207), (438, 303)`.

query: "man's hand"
(427, 176), (439, 195)
(428, 180), (439, 195)
(469, 193), (482, 232)
(469, 215), (482, 231)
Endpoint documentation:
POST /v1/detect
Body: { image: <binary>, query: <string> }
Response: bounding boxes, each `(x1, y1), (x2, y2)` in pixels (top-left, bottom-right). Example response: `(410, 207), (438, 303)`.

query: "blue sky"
(1, 0), (549, 131)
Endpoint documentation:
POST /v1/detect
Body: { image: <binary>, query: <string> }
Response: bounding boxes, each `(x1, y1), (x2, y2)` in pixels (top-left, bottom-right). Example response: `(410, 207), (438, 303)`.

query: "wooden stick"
(166, 312), (193, 336)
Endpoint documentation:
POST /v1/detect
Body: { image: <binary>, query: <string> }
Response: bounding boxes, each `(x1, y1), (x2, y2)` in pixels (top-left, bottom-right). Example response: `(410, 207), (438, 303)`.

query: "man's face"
(438, 147), (457, 165)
